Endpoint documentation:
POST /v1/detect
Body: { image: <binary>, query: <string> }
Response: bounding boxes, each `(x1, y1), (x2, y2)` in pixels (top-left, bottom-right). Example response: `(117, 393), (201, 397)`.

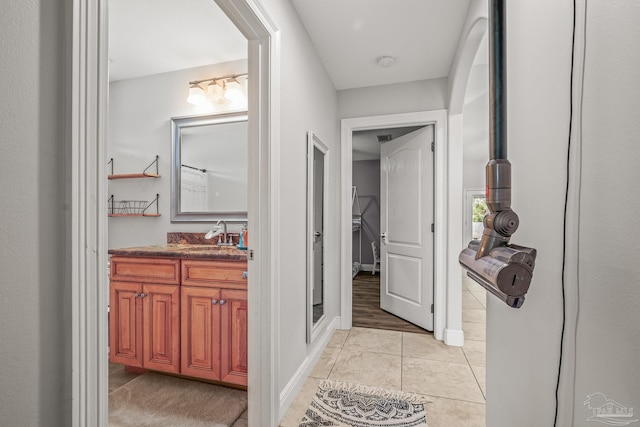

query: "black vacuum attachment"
(458, 0), (537, 308)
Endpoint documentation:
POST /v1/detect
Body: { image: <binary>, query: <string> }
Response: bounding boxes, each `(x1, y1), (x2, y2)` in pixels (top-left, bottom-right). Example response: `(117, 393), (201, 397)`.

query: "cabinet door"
(181, 286), (221, 380)
(109, 281), (143, 367)
(220, 288), (248, 386)
(142, 284), (180, 373)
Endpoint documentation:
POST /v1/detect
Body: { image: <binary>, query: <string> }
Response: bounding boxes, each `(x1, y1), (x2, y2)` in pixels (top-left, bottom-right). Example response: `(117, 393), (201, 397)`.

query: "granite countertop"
(108, 243), (247, 260)
(108, 232), (248, 260)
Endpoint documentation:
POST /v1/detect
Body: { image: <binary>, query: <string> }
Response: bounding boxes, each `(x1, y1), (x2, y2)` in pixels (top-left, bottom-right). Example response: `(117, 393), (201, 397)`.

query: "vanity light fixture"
(186, 73), (248, 106)
(224, 79), (244, 102)
(207, 80), (225, 103)
(187, 83), (207, 106)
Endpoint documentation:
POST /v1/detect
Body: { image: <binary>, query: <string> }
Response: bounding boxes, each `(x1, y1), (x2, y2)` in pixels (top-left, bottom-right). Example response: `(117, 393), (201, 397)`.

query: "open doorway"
(106, 0), (250, 425)
(350, 126), (430, 334)
(339, 111), (449, 339)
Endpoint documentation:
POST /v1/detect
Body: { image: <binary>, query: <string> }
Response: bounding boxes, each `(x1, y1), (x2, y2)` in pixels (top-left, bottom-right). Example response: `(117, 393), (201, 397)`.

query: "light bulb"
(207, 81), (225, 103)
(187, 84), (207, 106)
(224, 79), (244, 102)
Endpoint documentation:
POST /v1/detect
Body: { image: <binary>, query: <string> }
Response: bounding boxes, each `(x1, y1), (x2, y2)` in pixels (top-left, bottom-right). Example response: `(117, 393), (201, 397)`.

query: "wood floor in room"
(352, 273), (428, 335)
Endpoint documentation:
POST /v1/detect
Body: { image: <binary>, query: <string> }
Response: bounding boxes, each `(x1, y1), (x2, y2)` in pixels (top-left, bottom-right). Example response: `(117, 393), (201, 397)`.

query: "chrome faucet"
(205, 220), (232, 245)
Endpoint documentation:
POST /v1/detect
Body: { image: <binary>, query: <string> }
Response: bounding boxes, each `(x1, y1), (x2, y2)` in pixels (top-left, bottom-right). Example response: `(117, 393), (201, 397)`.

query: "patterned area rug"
(300, 380), (428, 427)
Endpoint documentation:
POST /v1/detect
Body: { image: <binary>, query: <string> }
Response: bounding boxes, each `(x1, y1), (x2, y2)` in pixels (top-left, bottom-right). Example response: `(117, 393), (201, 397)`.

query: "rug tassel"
(319, 380), (429, 404)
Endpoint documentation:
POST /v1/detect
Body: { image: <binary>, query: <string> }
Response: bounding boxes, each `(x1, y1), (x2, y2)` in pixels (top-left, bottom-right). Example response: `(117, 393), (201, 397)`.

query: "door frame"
(340, 110), (448, 340)
(70, 0), (281, 426)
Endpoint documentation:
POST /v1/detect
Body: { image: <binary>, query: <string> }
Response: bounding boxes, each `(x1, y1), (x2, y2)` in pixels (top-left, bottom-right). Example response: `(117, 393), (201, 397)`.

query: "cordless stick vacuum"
(458, 0), (537, 308)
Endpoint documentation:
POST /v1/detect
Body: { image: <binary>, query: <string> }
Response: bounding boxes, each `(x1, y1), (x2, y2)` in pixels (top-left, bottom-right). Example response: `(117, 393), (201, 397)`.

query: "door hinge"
(249, 249), (254, 261)
(431, 141), (434, 152)
(431, 223), (434, 233)
(431, 303), (434, 314)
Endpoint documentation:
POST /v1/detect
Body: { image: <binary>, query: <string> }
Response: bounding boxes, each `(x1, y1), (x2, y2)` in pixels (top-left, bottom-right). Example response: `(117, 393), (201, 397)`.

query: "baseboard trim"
(278, 316), (340, 421)
(358, 263), (379, 273)
(444, 328), (465, 347)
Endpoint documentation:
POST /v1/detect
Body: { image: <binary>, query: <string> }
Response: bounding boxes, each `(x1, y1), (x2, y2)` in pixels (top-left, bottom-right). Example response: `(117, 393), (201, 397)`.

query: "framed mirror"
(307, 131), (329, 343)
(170, 111), (248, 222)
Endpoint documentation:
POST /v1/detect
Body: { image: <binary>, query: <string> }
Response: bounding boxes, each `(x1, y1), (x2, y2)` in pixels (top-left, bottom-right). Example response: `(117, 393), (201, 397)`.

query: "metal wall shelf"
(107, 155), (160, 180)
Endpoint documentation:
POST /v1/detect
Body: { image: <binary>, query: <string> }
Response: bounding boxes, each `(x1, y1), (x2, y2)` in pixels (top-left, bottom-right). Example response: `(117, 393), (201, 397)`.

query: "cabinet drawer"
(111, 257), (180, 285)
(182, 260), (248, 288)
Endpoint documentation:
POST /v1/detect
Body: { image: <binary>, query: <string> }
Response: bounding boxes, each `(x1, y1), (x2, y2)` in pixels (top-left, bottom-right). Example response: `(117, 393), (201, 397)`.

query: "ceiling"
(290, 0), (471, 90)
(109, 0), (472, 90)
(108, 0), (247, 82)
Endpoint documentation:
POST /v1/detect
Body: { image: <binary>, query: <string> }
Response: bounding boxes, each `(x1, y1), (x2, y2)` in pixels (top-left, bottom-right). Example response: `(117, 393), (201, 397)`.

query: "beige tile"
(462, 291), (484, 309)
(463, 276), (484, 293)
(463, 308), (487, 323)
(329, 349), (402, 390)
(471, 365), (486, 399)
(403, 332), (467, 364)
(470, 290), (487, 308)
(463, 340), (486, 367)
(342, 326), (402, 355)
(463, 321), (486, 342)
(423, 394), (486, 427)
(279, 377), (322, 427)
(327, 329), (349, 348)
(402, 357), (485, 403)
(309, 346), (341, 379)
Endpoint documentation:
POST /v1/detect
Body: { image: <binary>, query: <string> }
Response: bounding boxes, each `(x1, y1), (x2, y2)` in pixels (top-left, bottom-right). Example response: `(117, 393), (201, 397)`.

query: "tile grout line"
(461, 318), (487, 402)
(400, 332), (404, 391)
(326, 328), (350, 380)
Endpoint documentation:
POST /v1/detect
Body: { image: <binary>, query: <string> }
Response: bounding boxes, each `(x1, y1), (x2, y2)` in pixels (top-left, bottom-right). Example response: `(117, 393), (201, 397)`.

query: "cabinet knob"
(134, 293), (140, 298)
(242, 271), (248, 279)
(212, 299), (218, 305)
(219, 299), (226, 305)
(140, 293), (147, 298)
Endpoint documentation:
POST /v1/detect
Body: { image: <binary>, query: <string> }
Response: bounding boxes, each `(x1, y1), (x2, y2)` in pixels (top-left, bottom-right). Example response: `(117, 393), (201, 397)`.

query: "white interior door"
(380, 126), (434, 331)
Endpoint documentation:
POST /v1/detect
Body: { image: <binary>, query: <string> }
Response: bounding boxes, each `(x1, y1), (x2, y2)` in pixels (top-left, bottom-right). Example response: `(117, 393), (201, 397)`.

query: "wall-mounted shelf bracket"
(108, 193), (160, 217)
(108, 155), (160, 179)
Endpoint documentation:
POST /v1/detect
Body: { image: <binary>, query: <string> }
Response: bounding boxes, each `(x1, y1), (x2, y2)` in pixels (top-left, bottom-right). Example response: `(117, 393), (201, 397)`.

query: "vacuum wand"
(458, 0), (537, 308)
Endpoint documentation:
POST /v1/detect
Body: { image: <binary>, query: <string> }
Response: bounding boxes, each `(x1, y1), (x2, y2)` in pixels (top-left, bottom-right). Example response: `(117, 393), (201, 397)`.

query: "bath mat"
(300, 380), (428, 427)
(109, 372), (247, 427)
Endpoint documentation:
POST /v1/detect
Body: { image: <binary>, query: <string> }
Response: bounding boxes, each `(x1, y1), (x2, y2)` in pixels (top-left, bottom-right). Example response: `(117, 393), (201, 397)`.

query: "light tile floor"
(280, 276), (487, 427)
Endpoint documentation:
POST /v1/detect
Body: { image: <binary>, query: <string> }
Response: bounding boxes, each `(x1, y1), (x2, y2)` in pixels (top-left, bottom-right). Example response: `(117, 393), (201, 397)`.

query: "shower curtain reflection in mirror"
(180, 167), (207, 211)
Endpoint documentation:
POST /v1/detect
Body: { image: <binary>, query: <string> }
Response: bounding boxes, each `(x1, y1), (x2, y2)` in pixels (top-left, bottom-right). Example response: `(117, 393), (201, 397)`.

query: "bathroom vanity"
(108, 242), (248, 387)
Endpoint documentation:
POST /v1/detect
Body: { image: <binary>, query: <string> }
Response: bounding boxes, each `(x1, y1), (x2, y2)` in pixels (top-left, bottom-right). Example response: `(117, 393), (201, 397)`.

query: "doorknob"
(381, 232), (387, 244)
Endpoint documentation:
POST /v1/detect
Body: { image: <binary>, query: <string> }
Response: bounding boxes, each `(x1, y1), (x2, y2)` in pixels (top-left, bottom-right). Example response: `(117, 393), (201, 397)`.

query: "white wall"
(486, 1), (571, 424)
(0, 0), (71, 425)
(462, 59), (489, 191)
(107, 60), (247, 249)
(487, 1), (640, 425)
(259, 0), (340, 415)
(574, 0), (640, 422)
(338, 78), (447, 119)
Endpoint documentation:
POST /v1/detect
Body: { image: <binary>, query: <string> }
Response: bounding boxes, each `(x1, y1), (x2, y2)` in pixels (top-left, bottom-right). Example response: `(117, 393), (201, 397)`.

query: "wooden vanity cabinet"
(181, 260), (248, 386)
(220, 288), (248, 385)
(180, 286), (222, 380)
(109, 255), (247, 386)
(109, 257), (181, 374)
